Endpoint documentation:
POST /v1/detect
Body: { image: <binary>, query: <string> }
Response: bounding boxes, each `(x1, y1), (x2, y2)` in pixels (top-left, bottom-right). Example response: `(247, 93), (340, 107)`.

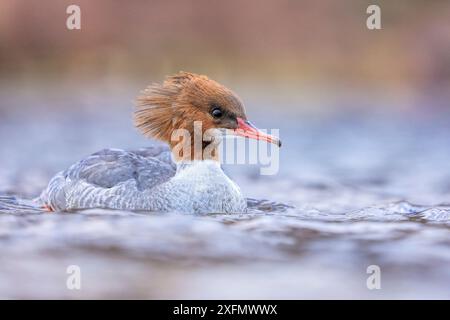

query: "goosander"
(29, 72), (281, 214)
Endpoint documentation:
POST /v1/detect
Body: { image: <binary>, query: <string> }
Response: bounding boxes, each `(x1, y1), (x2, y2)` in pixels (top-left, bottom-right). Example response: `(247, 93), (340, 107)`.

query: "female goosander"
(13, 72), (281, 214)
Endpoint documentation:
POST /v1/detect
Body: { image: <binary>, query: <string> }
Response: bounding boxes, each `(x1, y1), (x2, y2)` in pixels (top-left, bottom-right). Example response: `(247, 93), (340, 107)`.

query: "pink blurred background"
(0, 0), (449, 115)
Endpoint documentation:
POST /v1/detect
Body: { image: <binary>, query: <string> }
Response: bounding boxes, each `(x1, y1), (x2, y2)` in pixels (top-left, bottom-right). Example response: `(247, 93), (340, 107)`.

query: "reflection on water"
(1, 91), (450, 299)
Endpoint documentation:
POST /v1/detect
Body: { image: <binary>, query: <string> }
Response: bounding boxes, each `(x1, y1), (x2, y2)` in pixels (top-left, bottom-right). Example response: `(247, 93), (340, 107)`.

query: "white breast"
(156, 160), (247, 214)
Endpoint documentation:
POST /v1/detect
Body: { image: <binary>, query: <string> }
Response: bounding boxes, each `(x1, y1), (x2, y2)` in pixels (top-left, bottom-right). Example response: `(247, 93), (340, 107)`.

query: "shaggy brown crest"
(134, 71), (247, 148)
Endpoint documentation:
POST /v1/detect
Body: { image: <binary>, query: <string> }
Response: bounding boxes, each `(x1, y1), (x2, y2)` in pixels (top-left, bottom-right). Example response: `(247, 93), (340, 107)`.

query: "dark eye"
(211, 107), (223, 119)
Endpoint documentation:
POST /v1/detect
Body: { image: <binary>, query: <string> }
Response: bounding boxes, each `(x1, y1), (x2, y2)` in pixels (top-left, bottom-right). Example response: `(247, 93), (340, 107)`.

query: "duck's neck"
(175, 158), (222, 174)
(169, 134), (221, 162)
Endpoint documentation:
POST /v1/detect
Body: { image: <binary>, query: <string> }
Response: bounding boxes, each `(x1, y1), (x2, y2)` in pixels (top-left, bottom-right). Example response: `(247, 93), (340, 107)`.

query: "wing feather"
(40, 145), (176, 211)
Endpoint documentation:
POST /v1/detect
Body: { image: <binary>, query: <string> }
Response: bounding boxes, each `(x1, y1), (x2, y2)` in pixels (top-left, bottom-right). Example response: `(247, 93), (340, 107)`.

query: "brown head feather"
(134, 72), (246, 160)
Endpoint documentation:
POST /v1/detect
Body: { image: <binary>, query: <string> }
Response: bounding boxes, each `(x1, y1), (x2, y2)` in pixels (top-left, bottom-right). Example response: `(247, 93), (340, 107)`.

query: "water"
(1, 88), (450, 298)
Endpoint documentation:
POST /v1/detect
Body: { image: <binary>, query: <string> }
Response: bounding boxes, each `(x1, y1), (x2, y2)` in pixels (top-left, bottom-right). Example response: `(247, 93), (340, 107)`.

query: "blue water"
(1, 88), (450, 298)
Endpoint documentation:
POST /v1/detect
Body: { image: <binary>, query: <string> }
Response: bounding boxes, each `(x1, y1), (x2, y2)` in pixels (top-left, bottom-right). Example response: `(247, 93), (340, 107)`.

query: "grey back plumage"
(68, 146), (175, 190)
(40, 145), (176, 211)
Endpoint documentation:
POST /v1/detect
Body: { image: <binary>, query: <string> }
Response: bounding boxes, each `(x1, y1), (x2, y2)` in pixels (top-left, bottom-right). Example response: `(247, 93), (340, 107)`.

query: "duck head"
(135, 72), (281, 161)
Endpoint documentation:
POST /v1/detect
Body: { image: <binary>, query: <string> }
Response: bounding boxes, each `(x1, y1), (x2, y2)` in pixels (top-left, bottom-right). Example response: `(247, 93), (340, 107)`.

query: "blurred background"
(1, 0), (449, 111)
(1, 0), (450, 299)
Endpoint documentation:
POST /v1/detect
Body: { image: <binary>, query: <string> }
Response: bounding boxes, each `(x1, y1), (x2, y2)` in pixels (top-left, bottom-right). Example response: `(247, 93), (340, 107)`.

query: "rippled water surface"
(1, 89), (450, 299)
